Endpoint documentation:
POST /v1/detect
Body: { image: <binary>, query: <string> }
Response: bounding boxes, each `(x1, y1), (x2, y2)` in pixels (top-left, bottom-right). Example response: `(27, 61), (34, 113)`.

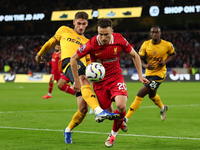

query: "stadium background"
(0, 1), (200, 150)
(1, 0), (200, 82)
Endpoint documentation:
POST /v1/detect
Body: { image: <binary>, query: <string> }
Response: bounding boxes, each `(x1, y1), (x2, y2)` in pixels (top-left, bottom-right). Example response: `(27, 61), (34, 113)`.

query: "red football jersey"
(50, 51), (61, 74)
(77, 33), (132, 81)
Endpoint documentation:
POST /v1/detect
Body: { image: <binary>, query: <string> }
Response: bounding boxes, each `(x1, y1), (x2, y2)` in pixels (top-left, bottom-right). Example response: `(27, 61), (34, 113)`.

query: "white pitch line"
(16, 86), (24, 89)
(0, 109), (77, 113)
(139, 104), (200, 108)
(0, 126), (199, 141)
(0, 104), (199, 113)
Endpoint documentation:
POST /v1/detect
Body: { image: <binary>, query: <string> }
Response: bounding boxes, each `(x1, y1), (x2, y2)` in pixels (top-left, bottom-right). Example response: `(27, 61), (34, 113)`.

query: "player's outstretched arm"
(129, 48), (150, 84)
(35, 37), (58, 63)
(35, 54), (44, 63)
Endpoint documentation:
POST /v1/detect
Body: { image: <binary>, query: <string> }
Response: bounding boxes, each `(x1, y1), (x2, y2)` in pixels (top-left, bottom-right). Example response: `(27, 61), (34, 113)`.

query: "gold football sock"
(68, 110), (86, 130)
(81, 84), (100, 111)
(150, 94), (163, 109)
(125, 96), (143, 119)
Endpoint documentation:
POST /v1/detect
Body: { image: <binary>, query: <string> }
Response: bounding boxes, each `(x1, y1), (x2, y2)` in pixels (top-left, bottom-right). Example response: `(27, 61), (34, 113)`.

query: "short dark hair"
(97, 18), (113, 28)
(151, 25), (161, 31)
(75, 12), (88, 20)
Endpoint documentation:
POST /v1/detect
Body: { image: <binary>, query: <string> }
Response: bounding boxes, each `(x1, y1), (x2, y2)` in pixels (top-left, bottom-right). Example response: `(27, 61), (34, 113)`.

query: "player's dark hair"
(75, 12), (88, 20)
(97, 18), (113, 28)
(151, 25), (161, 31)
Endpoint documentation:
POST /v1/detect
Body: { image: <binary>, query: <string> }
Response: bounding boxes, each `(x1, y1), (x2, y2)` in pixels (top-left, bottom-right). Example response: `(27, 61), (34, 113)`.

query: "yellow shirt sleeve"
(37, 37), (58, 56)
(168, 42), (175, 54)
(138, 41), (146, 56)
(54, 26), (66, 41)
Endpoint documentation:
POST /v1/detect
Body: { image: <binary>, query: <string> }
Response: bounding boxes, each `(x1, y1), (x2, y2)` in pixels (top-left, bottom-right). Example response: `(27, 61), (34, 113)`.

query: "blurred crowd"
(0, 30), (200, 74)
(1, 0), (200, 74)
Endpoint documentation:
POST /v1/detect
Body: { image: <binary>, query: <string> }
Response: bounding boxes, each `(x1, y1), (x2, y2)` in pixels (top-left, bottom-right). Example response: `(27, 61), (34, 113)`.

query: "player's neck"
(74, 28), (84, 36)
(152, 39), (161, 45)
(97, 34), (113, 45)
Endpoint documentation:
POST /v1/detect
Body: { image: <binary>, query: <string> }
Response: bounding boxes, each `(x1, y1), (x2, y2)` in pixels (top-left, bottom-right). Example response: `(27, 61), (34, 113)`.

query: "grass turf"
(0, 82), (200, 150)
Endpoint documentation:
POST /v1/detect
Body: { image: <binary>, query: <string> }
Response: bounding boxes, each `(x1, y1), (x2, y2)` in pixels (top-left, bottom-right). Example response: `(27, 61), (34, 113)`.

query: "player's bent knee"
(78, 106), (88, 114)
(116, 105), (126, 113)
(57, 84), (62, 89)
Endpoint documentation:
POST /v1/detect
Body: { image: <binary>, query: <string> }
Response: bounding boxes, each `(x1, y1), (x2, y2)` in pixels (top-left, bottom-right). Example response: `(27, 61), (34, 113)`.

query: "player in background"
(35, 12), (119, 144)
(42, 44), (75, 99)
(70, 18), (149, 147)
(124, 25), (176, 125)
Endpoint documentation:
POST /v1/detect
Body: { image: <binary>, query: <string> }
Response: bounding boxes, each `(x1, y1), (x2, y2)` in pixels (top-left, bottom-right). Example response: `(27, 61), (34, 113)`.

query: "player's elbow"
(70, 53), (79, 64)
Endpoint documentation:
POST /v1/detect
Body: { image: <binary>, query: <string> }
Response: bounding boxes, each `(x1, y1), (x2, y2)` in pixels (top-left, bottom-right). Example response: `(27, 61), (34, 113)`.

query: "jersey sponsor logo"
(95, 52), (102, 56)
(102, 57), (118, 63)
(149, 57), (161, 61)
(66, 38), (83, 46)
(78, 44), (86, 53)
(114, 47), (117, 55)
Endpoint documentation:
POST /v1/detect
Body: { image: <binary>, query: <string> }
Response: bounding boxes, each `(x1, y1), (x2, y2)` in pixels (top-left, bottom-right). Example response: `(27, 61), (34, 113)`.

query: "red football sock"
(112, 110), (126, 132)
(48, 82), (53, 94)
(59, 84), (75, 95)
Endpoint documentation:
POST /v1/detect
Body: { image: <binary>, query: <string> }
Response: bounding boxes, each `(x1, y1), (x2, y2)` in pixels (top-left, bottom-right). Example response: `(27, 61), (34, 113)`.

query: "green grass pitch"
(0, 82), (200, 150)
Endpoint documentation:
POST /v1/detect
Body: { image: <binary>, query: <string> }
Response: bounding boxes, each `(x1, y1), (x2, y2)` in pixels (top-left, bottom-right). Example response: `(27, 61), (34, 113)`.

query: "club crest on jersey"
(154, 51), (157, 55)
(76, 37), (81, 40)
(114, 47), (117, 55)
(78, 44), (86, 53)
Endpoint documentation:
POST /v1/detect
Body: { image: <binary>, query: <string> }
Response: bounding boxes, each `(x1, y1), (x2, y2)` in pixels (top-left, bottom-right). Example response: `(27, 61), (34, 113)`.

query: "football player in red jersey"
(43, 44), (75, 99)
(36, 12), (120, 144)
(70, 18), (149, 147)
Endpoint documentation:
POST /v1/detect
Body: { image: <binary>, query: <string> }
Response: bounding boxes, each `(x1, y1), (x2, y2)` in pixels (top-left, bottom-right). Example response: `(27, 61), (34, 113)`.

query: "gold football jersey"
(139, 39), (175, 78)
(54, 26), (89, 66)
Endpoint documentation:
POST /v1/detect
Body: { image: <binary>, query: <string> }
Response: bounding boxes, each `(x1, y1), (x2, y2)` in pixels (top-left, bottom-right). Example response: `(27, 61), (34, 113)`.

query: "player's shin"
(59, 84), (75, 95)
(150, 94), (163, 109)
(125, 96), (143, 119)
(112, 110), (126, 132)
(48, 82), (53, 94)
(67, 110), (86, 131)
(81, 84), (102, 114)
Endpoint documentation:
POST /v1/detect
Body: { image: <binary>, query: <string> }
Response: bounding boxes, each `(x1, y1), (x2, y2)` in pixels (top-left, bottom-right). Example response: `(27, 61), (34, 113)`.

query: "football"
(85, 62), (105, 82)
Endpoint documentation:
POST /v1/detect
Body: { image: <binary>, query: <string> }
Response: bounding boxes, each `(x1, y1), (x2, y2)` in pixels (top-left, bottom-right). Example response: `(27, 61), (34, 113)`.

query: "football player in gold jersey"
(123, 25), (176, 131)
(35, 12), (119, 143)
